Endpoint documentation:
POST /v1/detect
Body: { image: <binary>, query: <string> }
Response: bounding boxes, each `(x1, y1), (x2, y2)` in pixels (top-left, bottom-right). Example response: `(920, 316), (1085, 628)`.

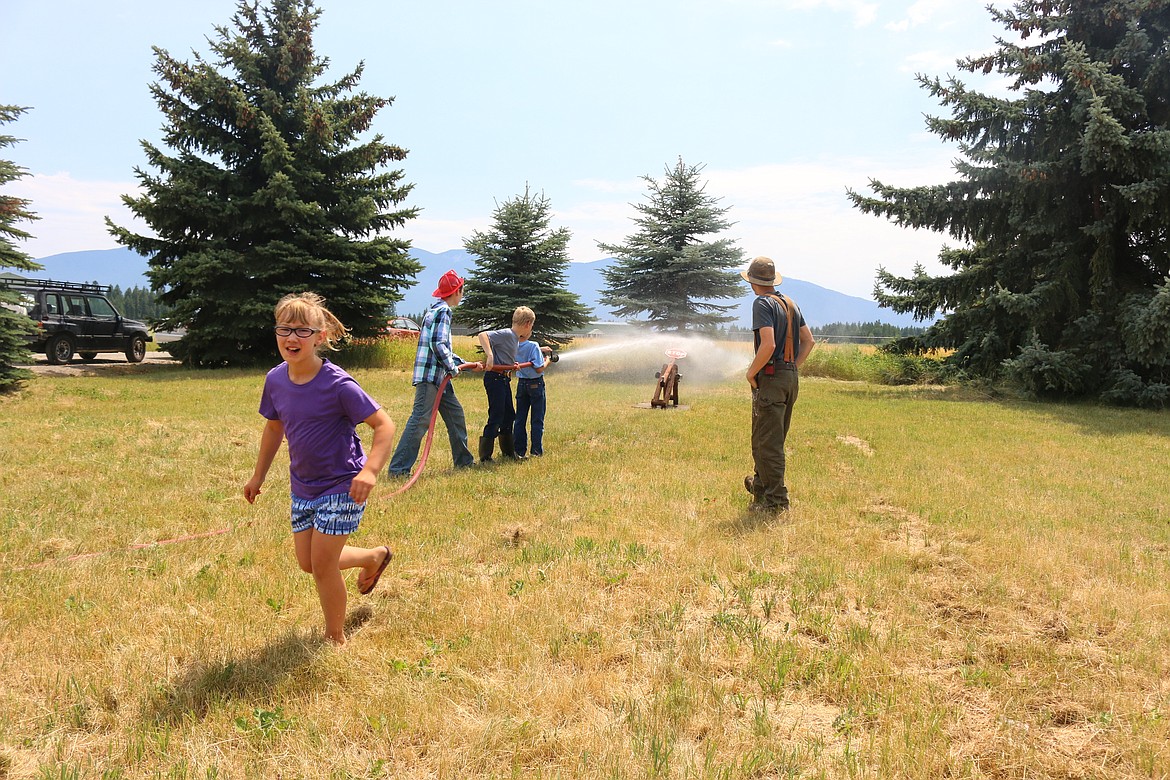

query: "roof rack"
(0, 277), (112, 295)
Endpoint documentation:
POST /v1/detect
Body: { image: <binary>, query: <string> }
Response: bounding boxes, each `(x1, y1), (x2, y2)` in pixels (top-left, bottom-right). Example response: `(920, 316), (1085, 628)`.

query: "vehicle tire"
(125, 335), (147, 363)
(79, 352), (97, 362)
(47, 334), (75, 365)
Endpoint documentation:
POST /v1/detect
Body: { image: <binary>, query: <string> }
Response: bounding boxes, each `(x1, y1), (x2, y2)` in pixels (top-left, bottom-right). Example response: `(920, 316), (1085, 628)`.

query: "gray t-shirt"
(485, 327), (520, 365)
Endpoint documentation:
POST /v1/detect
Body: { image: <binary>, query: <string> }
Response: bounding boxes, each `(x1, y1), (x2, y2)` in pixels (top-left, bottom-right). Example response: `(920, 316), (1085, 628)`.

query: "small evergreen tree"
(0, 105), (41, 392)
(107, 0), (420, 366)
(460, 187), (591, 348)
(599, 158), (744, 331)
(848, 0), (1170, 406)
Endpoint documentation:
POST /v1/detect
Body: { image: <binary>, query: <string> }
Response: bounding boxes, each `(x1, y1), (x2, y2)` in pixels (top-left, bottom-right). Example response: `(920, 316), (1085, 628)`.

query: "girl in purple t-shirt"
(244, 292), (396, 646)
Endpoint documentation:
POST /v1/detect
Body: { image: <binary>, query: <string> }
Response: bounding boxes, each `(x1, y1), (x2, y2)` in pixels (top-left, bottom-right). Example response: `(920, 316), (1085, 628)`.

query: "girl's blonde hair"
(274, 292), (349, 352)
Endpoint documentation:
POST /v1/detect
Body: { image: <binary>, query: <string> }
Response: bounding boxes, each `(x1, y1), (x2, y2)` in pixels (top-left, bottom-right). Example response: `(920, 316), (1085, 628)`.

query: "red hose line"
(387, 360), (533, 495)
(9, 361), (506, 572)
(11, 526), (242, 572)
(385, 368), (461, 496)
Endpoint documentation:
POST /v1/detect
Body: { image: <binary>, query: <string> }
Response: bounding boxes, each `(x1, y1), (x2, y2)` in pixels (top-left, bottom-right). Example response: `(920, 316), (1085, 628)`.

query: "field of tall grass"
(1, 337), (1167, 779)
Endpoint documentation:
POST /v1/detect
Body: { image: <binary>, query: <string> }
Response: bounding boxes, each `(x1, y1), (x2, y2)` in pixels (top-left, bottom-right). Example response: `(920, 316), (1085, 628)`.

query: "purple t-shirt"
(259, 359), (381, 500)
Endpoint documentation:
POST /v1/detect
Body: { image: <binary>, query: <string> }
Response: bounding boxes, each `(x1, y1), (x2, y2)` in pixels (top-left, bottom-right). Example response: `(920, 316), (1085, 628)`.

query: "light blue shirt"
(516, 339), (545, 379)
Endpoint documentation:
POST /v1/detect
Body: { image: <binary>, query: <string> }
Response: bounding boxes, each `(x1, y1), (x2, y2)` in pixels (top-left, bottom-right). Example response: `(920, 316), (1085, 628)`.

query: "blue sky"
(0, 0), (1011, 298)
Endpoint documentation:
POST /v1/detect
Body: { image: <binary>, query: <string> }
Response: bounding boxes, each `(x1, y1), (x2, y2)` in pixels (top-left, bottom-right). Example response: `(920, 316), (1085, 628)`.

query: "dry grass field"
(1, 337), (1167, 779)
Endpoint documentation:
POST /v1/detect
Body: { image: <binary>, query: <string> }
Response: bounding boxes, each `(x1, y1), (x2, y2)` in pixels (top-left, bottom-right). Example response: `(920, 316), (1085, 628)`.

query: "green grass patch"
(0, 342), (1167, 778)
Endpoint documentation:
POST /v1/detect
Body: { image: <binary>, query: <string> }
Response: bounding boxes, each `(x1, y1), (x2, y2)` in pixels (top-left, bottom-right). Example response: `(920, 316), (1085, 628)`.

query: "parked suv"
(0, 278), (152, 364)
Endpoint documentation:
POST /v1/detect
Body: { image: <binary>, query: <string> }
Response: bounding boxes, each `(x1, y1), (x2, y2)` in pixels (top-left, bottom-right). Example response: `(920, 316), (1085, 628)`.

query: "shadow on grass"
(717, 508), (790, 536)
(146, 605), (374, 725)
(147, 630), (323, 725)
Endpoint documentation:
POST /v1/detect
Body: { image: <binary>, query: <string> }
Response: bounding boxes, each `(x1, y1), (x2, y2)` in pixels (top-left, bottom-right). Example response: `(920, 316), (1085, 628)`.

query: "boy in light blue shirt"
(513, 335), (550, 458)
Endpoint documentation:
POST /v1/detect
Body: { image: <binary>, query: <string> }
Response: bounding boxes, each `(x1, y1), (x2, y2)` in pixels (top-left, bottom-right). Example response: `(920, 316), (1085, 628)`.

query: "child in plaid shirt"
(388, 270), (484, 476)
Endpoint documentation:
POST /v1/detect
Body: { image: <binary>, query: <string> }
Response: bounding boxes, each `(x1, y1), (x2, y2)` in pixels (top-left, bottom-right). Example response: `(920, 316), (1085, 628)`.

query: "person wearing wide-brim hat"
(741, 256), (816, 513)
(387, 270), (485, 477)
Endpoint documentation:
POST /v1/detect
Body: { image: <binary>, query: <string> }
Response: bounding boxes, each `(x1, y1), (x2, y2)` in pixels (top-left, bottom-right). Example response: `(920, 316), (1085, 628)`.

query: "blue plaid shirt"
(413, 300), (464, 385)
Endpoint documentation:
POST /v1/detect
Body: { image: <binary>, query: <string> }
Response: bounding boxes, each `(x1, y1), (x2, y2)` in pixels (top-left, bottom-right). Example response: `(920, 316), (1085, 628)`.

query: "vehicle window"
(88, 296), (117, 318)
(64, 295), (87, 316)
(43, 294), (59, 315)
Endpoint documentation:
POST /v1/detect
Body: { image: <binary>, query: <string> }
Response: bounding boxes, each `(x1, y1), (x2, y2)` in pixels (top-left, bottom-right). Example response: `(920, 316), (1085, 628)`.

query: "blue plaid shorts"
(290, 492), (364, 536)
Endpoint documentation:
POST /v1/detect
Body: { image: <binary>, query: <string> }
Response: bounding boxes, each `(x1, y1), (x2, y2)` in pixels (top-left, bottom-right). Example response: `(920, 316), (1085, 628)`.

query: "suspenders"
(764, 294), (797, 364)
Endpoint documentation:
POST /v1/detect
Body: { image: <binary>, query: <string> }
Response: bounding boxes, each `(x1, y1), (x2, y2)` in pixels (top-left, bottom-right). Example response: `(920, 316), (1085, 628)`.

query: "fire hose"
(386, 355), (556, 496)
(11, 356), (558, 571)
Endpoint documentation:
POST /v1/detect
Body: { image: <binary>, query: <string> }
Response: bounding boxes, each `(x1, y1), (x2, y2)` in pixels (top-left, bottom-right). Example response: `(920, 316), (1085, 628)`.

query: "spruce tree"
(107, 0), (420, 366)
(460, 187), (591, 349)
(599, 159), (744, 331)
(849, 0), (1170, 406)
(0, 106), (41, 392)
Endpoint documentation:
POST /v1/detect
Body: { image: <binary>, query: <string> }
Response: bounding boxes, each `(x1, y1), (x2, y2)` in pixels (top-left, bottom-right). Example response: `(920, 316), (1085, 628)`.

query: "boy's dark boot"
(498, 432), (523, 460)
(478, 436), (494, 463)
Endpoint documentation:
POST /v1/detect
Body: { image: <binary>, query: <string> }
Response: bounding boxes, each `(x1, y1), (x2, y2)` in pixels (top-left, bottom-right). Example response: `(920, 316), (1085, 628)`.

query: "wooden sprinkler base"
(635, 348), (688, 410)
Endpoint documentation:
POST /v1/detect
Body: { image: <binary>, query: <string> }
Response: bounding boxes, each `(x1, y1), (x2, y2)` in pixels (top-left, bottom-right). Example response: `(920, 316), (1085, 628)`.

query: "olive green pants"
(750, 367), (799, 510)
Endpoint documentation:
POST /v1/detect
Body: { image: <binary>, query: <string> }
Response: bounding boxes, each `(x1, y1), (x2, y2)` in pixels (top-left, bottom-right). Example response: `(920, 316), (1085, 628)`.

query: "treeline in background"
(106, 286), (171, 322)
(812, 321), (928, 343)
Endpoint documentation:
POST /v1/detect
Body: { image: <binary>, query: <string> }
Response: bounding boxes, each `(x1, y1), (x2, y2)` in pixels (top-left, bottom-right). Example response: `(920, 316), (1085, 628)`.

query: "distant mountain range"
(13, 247), (926, 329)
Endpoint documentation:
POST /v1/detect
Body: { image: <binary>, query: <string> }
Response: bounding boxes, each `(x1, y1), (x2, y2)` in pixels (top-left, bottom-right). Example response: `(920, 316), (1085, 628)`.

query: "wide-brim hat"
(432, 269), (465, 298)
(740, 256), (781, 286)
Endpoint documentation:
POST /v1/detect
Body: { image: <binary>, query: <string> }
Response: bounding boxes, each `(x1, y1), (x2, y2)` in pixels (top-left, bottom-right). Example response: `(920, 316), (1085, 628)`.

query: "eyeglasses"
(274, 326), (320, 338)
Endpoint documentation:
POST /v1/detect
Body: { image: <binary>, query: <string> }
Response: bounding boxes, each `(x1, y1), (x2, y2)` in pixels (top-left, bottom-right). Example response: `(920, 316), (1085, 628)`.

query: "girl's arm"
(349, 408), (396, 504)
(244, 419), (285, 503)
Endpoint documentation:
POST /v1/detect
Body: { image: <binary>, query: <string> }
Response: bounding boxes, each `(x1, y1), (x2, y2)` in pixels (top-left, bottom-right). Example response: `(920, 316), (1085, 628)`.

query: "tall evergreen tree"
(460, 187), (591, 349)
(0, 105), (41, 393)
(107, 0), (420, 366)
(849, 0), (1170, 406)
(599, 159), (744, 331)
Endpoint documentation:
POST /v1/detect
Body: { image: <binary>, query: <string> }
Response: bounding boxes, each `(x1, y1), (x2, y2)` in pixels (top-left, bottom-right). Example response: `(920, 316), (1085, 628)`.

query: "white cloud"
(5, 172), (144, 261)
(402, 216), (482, 254)
(781, 0), (879, 27)
(899, 0), (950, 28)
(8, 156), (968, 300)
(571, 177), (645, 195)
(900, 48), (961, 75)
(551, 154), (963, 297)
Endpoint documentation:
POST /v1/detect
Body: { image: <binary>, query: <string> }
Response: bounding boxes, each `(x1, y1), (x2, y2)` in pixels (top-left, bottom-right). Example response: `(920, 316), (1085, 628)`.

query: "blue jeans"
(513, 377), (545, 456)
(482, 372), (515, 439)
(388, 380), (474, 475)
